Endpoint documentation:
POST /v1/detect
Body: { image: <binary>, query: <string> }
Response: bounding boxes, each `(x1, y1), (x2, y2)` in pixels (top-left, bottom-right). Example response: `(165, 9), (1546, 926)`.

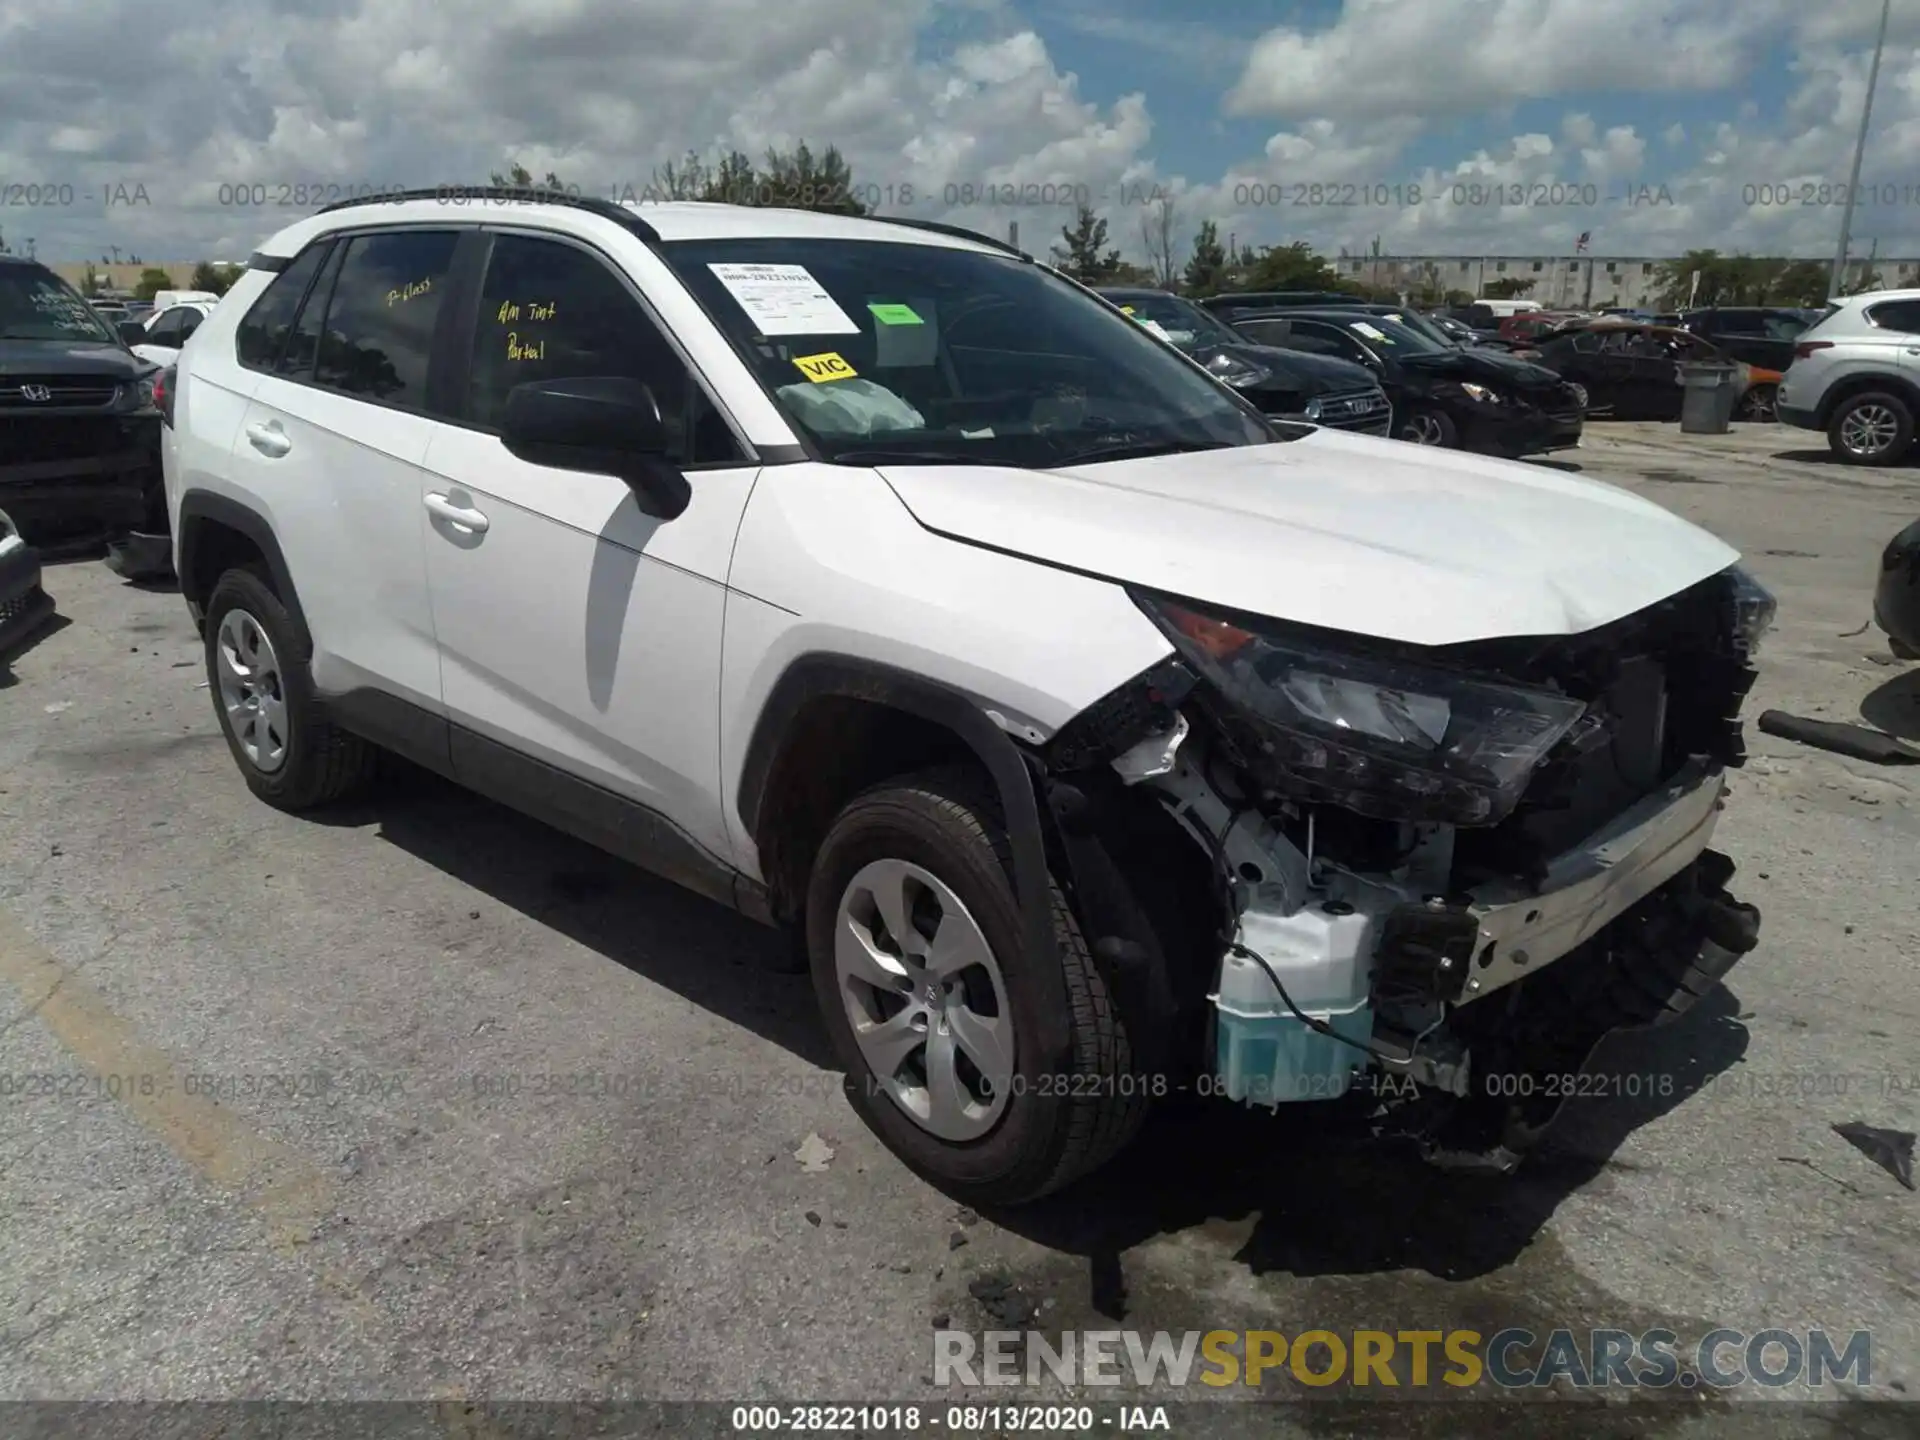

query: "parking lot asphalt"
(1, 420), (1917, 1435)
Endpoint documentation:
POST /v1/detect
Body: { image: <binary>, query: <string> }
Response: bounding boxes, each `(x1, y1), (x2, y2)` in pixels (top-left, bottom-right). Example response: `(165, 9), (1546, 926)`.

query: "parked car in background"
(1499, 311), (1584, 346)
(1777, 291), (1920, 465)
(1675, 307), (1811, 373)
(1233, 308), (1583, 455)
(1533, 321), (1782, 422)
(1096, 288), (1392, 434)
(0, 255), (164, 544)
(150, 289), (222, 315)
(124, 299), (217, 367)
(1197, 291), (1367, 321)
(1875, 517), (1920, 659)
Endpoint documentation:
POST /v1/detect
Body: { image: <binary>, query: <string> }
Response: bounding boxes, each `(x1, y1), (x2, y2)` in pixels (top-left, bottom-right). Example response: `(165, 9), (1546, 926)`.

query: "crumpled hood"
(878, 429), (1739, 646)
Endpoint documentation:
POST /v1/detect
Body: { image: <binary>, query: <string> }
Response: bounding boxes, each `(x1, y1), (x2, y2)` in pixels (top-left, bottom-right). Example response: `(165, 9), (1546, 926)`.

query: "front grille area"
(1315, 389), (1392, 429)
(1445, 571), (1755, 886)
(0, 377), (120, 409)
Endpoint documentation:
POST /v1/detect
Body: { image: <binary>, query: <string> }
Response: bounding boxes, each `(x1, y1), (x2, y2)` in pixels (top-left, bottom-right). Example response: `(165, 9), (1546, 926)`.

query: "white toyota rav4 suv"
(164, 189), (1770, 1203)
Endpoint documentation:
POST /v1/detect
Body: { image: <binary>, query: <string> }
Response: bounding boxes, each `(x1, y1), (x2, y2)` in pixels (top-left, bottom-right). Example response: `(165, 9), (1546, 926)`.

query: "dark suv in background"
(1098, 287), (1393, 435)
(0, 256), (163, 545)
(1675, 307), (1811, 373)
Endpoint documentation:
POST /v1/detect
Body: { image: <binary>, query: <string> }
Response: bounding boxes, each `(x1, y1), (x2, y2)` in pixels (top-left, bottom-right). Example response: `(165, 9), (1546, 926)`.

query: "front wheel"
(805, 769), (1147, 1204)
(1827, 391), (1914, 466)
(1400, 408), (1458, 447)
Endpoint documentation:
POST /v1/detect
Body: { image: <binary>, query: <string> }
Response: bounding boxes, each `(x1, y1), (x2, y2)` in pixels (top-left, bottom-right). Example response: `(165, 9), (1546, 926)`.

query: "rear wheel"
(806, 768), (1146, 1204)
(1827, 391), (1914, 465)
(204, 567), (376, 810)
(1736, 382), (1777, 423)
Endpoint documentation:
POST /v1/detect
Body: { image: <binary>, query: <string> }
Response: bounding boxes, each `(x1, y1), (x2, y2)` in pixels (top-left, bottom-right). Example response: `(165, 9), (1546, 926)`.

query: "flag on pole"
(1575, 231), (1591, 253)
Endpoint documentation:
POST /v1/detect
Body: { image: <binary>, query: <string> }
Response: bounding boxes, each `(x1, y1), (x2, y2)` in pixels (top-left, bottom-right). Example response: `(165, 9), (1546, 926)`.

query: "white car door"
(418, 228), (758, 865)
(131, 305), (190, 366)
(225, 230), (460, 711)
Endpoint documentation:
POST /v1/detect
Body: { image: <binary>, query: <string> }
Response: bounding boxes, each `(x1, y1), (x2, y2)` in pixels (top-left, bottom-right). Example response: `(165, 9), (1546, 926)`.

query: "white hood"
(877, 428), (1740, 647)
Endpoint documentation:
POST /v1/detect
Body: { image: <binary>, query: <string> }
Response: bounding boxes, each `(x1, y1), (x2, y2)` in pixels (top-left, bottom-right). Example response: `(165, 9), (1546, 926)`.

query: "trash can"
(1679, 362), (1743, 434)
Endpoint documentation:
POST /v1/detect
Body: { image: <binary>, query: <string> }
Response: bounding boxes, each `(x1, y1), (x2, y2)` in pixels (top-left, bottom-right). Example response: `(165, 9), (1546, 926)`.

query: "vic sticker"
(793, 351), (857, 383)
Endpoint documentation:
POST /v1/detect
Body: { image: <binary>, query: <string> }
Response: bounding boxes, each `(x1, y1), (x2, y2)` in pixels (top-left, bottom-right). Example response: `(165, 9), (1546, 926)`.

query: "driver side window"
(465, 234), (744, 466)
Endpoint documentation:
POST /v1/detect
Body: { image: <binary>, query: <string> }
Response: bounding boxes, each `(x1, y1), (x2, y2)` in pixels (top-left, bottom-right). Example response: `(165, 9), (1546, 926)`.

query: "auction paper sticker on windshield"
(793, 351), (858, 383)
(1352, 321), (1389, 340)
(868, 302), (923, 326)
(708, 263), (858, 335)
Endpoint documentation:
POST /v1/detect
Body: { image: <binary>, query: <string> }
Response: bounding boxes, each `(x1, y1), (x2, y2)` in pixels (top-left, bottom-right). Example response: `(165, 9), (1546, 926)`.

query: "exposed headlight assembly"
(1457, 381), (1504, 403)
(1726, 563), (1776, 655)
(1135, 594), (1588, 825)
(1303, 398), (1324, 420)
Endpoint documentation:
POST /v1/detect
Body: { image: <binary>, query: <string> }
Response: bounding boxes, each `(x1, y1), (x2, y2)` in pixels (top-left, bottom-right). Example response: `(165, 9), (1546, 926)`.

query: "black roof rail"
(877, 217), (1030, 259)
(311, 185), (661, 245)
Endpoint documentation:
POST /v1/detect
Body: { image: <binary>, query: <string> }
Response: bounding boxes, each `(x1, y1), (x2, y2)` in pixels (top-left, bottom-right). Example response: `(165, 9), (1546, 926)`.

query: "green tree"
(1651, 249), (1722, 308)
(1051, 204), (1123, 283)
(1481, 276), (1536, 299)
(490, 161), (567, 191)
(1182, 220), (1229, 295)
(1773, 260), (1830, 306)
(80, 262), (100, 297)
(0, 228), (10, 254)
(134, 267), (174, 301)
(190, 261), (240, 296)
(759, 141), (870, 215)
(1236, 240), (1342, 293)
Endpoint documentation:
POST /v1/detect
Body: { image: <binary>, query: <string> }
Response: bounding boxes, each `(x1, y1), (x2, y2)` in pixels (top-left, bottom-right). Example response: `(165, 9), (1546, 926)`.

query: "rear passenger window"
(279, 243), (347, 379)
(1868, 300), (1920, 334)
(177, 308), (205, 340)
(313, 231), (460, 406)
(235, 243), (329, 371)
(465, 234), (743, 465)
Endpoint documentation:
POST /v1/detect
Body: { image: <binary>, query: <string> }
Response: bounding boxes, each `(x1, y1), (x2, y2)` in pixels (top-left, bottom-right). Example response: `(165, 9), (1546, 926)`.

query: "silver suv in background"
(1777, 291), (1920, 465)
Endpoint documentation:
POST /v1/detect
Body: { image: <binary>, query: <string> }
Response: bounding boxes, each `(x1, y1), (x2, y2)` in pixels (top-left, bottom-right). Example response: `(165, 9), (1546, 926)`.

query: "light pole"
(1831, 0), (1892, 298)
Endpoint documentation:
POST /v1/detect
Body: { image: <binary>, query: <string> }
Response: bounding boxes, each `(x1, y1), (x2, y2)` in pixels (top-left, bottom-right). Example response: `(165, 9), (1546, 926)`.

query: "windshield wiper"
(826, 448), (1001, 466)
(1041, 437), (1234, 468)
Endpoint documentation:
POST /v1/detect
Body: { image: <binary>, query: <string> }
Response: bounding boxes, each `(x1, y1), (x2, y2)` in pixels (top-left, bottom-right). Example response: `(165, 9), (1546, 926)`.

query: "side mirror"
(501, 376), (690, 520)
(118, 320), (147, 347)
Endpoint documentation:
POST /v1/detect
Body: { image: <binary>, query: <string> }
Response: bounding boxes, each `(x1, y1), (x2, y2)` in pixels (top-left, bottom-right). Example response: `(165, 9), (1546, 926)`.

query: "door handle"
(244, 421), (291, 458)
(424, 493), (490, 532)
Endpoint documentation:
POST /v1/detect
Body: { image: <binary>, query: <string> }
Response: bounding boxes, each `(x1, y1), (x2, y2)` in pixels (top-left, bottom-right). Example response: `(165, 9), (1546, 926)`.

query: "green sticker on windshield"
(868, 302), (924, 326)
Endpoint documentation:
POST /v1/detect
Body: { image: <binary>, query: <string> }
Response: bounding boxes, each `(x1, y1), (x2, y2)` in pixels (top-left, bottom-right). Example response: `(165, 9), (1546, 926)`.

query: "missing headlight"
(1134, 593), (1587, 826)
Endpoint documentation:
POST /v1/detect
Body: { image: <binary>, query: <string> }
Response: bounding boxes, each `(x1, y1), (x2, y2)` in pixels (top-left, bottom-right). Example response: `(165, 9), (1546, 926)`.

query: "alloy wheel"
(833, 857), (1014, 1141)
(215, 608), (289, 772)
(1403, 413), (1447, 445)
(1840, 403), (1899, 457)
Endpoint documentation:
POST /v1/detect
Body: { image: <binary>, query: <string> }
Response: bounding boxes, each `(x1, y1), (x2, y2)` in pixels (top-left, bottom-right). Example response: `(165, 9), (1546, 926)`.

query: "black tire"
(1736, 382), (1777, 423)
(1399, 408), (1458, 447)
(203, 566), (376, 811)
(1826, 390), (1915, 466)
(805, 768), (1146, 1205)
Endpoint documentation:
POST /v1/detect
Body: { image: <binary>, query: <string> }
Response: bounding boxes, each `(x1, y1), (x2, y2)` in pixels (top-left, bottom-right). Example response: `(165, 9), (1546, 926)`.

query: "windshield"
(0, 265), (119, 343)
(1373, 310), (1460, 349)
(662, 239), (1273, 467)
(1334, 314), (1450, 355)
(1103, 292), (1239, 351)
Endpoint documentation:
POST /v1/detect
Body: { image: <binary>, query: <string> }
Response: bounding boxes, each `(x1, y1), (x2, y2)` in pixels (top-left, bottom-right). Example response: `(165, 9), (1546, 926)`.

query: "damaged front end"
(1041, 566), (1771, 1172)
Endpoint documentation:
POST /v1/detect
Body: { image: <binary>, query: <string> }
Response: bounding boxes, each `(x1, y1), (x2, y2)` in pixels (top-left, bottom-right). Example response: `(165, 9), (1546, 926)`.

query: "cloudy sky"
(3, 0), (1920, 266)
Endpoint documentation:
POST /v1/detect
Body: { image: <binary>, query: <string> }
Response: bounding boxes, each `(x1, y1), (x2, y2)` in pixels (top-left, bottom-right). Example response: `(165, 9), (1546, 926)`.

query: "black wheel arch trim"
(738, 653), (1073, 1068)
(1818, 374), (1920, 426)
(176, 490), (307, 635)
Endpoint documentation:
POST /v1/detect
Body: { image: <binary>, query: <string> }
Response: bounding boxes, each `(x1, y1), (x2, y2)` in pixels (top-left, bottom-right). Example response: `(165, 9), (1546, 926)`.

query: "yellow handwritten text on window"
(496, 300), (557, 324)
(387, 278), (432, 307)
(507, 332), (545, 361)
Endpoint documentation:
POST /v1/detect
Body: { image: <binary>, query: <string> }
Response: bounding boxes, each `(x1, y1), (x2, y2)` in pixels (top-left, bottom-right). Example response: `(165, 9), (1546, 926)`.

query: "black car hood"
(1398, 347), (1564, 389)
(0, 337), (145, 377)
(1192, 340), (1378, 394)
